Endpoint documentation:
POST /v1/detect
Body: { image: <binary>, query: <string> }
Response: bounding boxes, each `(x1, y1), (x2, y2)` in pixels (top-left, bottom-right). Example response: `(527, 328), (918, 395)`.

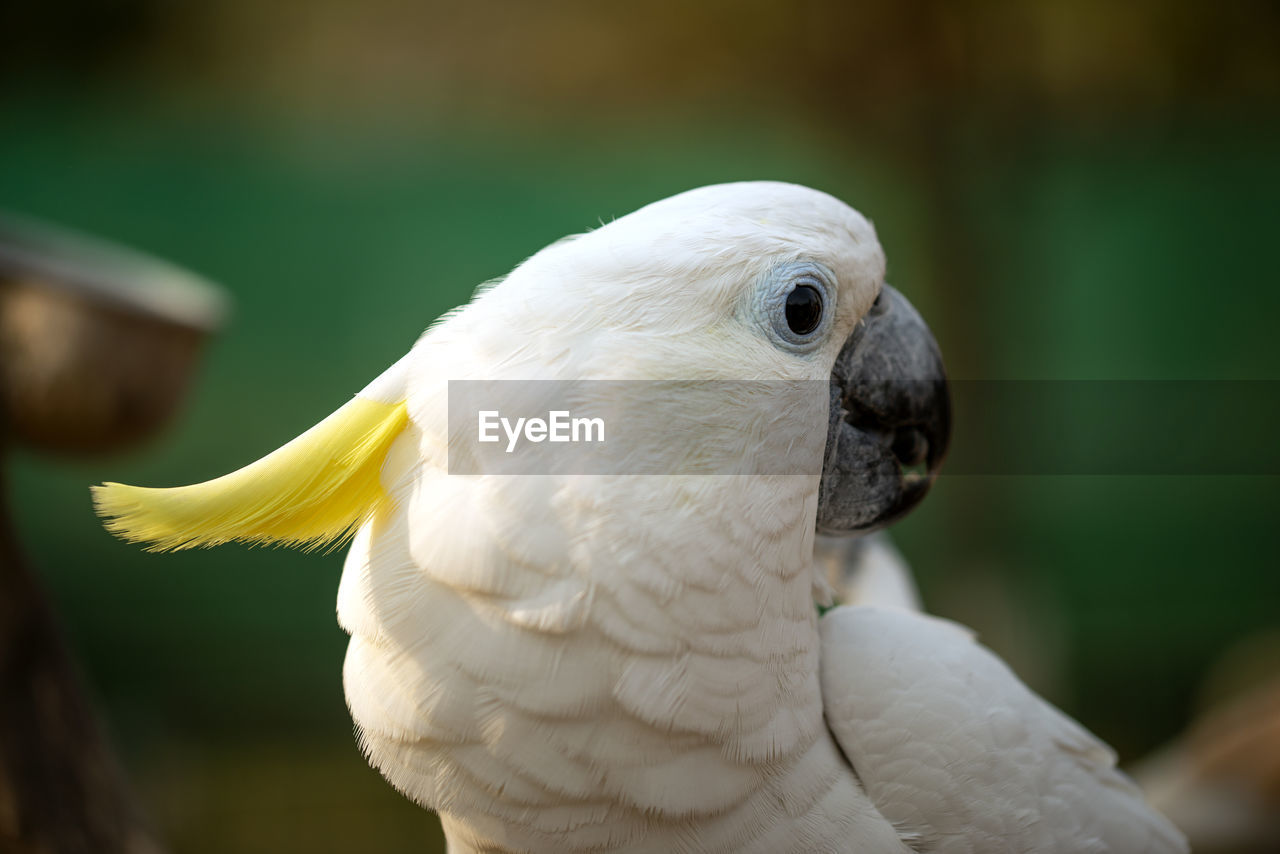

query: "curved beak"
(816, 285), (951, 534)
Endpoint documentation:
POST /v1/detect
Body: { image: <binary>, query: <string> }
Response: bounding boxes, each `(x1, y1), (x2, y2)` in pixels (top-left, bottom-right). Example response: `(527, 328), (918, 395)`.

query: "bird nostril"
(891, 427), (928, 468)
(868, 291), (889, 317)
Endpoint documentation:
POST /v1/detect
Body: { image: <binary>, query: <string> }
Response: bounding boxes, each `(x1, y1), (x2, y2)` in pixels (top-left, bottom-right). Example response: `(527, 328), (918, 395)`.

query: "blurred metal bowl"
(0, 214), (228, 454)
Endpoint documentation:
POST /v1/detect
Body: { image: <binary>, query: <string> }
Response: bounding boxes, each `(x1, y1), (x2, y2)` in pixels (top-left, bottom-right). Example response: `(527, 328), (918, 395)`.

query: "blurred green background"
(2, 1), (1278, 851)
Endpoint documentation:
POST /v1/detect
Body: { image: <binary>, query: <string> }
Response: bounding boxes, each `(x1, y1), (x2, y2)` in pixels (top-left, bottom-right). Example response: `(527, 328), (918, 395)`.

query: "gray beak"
(816, 285), (950, 534)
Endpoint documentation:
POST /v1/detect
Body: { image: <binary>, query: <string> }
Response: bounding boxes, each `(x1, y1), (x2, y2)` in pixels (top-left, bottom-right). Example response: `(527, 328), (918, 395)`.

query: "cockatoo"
(94, 182), (1185, 853)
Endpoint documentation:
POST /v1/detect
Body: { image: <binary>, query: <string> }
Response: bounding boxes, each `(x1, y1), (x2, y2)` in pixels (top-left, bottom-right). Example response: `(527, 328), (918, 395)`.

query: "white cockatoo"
(95, 182), (1186, 853)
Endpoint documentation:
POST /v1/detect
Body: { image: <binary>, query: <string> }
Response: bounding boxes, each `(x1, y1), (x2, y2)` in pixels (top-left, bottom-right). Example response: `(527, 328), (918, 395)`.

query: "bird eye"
(758, 261), (835, 352)
(785, 285), (823, 335)
(752, 262), (834, 353)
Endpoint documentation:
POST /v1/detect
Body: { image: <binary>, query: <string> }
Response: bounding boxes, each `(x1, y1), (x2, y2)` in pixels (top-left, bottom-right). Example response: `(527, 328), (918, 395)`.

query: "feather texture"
(821, 605), (1188, 853)
(92, 395), (409, 551)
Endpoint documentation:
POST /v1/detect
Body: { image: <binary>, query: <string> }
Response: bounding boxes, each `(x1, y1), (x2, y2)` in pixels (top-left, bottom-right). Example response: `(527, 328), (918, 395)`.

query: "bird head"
(443, 181), (950, 531)
(94, 182), (949, 550)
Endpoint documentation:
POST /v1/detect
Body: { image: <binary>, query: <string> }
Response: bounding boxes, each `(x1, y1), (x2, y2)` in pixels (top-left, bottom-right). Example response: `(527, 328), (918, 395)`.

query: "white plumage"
(100, 182), (1187, 852)
(822, 606), (1186, 853)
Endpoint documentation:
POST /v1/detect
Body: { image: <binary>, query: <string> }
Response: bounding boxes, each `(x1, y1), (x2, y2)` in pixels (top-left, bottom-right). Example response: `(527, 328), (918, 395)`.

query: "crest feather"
(93, 396), (409, 552)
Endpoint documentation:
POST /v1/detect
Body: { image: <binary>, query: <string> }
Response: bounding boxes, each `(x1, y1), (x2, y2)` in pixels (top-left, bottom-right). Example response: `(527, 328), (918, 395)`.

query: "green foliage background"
(2, 2), (1278, 850)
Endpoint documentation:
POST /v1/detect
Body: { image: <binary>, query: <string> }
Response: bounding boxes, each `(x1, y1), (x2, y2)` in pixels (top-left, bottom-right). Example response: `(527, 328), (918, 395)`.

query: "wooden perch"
(0, 214), (226, 853)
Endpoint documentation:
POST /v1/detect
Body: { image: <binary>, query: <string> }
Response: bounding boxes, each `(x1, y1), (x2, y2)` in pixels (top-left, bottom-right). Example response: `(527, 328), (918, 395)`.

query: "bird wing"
(820, 605), (1188, 853)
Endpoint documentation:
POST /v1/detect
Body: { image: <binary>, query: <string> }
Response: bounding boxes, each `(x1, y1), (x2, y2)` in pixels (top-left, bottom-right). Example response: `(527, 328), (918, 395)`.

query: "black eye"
(759, 261), (835, 352)
(785, 284), (823, 336)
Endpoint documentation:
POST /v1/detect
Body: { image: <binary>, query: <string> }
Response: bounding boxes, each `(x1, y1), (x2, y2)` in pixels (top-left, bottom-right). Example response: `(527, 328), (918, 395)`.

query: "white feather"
(821, 605), (1187, 853)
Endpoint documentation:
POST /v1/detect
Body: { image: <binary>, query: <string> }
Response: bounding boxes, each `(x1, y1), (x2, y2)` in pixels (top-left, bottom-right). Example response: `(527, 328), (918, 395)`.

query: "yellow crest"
(93, 396), (409, 552)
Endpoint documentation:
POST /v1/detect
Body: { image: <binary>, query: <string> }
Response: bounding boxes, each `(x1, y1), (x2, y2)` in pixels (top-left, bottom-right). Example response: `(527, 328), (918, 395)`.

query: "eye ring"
(758, 261), (836, 353)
